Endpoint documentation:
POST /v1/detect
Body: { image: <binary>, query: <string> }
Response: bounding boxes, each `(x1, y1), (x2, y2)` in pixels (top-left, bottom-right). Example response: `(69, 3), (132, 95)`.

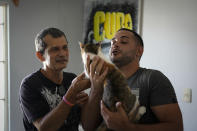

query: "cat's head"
(79, 42), (102, 78)
(79, 42), (102, 61)
(79, 42), (101, 55)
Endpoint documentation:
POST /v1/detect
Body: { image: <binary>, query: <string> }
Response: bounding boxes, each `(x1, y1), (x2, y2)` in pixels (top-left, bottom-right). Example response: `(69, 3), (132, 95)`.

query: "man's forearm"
(34, 100), (72, 131)
(124, 121), (183, 131)
(81, 89), (103, 131)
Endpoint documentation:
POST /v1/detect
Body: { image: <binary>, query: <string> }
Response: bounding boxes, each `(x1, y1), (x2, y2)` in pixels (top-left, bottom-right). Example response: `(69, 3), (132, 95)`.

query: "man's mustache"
(55, 57), (68, 62)
(111, 48), (121, 54)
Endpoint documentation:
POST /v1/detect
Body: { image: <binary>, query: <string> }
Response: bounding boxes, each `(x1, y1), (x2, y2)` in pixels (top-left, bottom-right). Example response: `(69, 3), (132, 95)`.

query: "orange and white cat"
(79, 42), (146, 131)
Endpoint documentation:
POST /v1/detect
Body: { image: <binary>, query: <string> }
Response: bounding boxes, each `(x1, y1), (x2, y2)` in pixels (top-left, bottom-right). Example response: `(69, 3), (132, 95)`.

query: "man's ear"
(36, 52), (45, 62)
(136, 46), (144, 59)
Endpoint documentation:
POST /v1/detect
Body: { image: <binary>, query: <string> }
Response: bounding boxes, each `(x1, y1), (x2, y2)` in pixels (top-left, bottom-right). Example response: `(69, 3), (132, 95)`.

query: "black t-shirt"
(19, 69), (81, 131)
(127, 68), (177, 124)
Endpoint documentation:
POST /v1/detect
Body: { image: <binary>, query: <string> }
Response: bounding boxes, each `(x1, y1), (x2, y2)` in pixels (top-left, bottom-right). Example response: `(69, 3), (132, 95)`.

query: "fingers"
(90, 56), (100, 77)
(65, 79), (90, 104)
(76, 72), (86, 81)
(116, 102), (128, 121)
(89, 56), (108, 78)
(116, 102), (124, 114)
(71, 73), (84, 84)
(101, 100), (111, 117)
(76, 92), (89, 106)
(95, 59), (105, 76)
(70, 75), (91, 94)
(78, 79), (91, 91)
(86, 55), (91, 75)
(76, 92), (88, 100)
(100, 67), (108, 79)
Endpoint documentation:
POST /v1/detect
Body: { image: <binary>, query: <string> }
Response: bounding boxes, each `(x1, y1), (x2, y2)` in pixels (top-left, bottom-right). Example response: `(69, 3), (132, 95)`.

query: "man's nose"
(111, 40), (119, 47)
(59, 49), (68, 56)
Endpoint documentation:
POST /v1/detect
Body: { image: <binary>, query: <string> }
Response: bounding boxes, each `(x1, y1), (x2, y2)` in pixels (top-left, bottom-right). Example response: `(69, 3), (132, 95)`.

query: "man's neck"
(41, 68), (63, 85)
(119, 62), (139, 79)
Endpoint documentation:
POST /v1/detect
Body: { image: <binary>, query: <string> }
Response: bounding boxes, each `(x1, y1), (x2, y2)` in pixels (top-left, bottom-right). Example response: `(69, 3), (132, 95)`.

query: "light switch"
(183, 88), (192, 103)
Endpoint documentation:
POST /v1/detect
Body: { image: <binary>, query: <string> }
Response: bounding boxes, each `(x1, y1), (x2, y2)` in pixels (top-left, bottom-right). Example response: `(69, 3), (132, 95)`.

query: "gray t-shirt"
(127, 68), (177, 123)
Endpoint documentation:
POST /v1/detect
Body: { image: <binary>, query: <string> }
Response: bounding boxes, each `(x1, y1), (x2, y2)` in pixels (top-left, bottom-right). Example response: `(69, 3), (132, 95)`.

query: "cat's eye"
(96, 42), (101, 46)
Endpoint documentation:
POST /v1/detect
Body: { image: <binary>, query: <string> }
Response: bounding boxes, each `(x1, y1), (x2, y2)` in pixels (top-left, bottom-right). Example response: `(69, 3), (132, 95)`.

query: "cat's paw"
(135, 106), (146, 120)
(139, 106), (146, 115)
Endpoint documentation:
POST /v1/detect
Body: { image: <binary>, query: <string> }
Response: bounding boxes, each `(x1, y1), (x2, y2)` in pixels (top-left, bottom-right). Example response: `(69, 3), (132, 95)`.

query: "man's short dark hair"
(35, 27), (67, 55)
(117, 28), (144, 47)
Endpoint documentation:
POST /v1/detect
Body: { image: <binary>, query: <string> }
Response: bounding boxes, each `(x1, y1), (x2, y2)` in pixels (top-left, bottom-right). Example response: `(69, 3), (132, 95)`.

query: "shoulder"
(139, 68), (173, 87)
(20, 70), (42, 92)
(63, 72), (77, 79)
(63, 72), (77, 84)
(144, 68), (172, 87)
(139, 68), (161, 75)
(139, 68), (177, 106)
(138, 68), (168, 82)
(137, 68), (174, 94)
(22, 70), (41, 83)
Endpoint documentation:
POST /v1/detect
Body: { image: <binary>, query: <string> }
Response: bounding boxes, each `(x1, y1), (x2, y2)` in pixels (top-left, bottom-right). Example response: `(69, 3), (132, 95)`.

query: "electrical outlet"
(183, 88), (192, 103)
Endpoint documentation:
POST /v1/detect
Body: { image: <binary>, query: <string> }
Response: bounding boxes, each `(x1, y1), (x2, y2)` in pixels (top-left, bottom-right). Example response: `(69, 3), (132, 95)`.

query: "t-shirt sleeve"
(63, 72), (77, 86)
(149, 70), (178, 106)
(68, 73), (77, 82)
(19, 79), (49, 123)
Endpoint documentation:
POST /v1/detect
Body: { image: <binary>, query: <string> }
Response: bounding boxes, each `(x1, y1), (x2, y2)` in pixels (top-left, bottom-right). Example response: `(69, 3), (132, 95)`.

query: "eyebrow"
(50, 44), (67, 49)
(120, 36), (129, 39)
(112, 35), (129, 40)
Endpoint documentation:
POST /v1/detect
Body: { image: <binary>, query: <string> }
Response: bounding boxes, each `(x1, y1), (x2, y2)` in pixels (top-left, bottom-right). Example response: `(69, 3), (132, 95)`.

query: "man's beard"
(110, 55), (134, 68)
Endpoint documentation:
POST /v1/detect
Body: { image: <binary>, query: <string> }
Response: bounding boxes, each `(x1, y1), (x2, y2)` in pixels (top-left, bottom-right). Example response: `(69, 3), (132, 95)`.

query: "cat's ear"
(79, 41), (84, 49)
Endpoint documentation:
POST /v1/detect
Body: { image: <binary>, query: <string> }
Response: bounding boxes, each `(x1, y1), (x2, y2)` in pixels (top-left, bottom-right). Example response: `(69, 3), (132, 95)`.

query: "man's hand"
(86, 55), (108, 93)
(65, 73), (90, 105)
(76, 91), (89, 106)
(100, 100), (130, 131)
(33, 73), (90, 131)
(81, 55), (108, 131)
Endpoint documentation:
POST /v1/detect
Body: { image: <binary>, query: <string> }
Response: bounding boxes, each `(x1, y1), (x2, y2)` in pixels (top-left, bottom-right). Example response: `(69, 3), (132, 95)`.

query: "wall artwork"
(83, 0), (143, 55)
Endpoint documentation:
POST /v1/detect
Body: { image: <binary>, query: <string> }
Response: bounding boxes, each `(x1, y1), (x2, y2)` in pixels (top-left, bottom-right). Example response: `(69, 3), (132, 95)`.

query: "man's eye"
(51, 48), (59, 52)
(121, 41), (127, 44)
(63, 46), (68, 50)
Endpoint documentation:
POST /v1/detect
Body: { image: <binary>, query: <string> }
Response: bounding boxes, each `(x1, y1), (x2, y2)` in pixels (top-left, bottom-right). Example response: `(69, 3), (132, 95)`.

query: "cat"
(79, 42), (146, 131)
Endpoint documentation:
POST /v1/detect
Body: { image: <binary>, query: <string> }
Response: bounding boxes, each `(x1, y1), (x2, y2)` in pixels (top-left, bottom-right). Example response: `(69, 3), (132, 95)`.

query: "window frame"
(0, 2), (9, 131)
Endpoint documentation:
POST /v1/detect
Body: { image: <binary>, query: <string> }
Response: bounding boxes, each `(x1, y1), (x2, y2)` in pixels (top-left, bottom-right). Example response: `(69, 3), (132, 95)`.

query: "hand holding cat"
(86, 55), (108, 93)
(100, 100), (131, 131)
(64, 73), (90, 106)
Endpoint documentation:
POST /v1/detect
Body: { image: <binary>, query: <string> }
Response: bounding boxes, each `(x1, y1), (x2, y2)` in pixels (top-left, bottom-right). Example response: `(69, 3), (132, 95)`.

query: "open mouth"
(112, 50), (120, 55)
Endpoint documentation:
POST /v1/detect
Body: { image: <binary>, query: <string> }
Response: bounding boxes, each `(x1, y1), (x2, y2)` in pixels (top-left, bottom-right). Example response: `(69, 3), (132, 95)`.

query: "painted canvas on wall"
(83, 0), (142, 55)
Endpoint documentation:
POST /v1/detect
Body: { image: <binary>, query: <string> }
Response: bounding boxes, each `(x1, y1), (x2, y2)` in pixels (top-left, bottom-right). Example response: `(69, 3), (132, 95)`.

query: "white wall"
(142, 0), (197, 131)
(1, 0), (197, 130)
(7, 0), (85, 131)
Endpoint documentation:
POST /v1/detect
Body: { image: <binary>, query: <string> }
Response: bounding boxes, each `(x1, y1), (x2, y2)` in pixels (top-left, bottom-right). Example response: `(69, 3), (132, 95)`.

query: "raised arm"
(33, 73), (90, 131)
(81, 56), (108, 131)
